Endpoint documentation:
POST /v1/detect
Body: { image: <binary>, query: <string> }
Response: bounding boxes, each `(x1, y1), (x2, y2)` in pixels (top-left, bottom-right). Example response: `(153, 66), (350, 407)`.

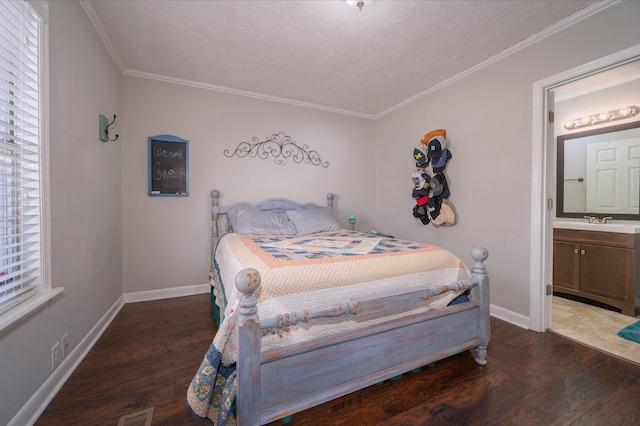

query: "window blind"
(0, 1), (42, 314)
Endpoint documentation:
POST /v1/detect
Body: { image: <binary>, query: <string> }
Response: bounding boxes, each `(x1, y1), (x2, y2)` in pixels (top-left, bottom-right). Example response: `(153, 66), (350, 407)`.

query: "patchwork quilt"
(188, 230), (472, 424)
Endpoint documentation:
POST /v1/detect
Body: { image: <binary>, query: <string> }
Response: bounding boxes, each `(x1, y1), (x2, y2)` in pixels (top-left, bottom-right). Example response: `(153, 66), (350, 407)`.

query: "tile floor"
(550, 295), (640, 365)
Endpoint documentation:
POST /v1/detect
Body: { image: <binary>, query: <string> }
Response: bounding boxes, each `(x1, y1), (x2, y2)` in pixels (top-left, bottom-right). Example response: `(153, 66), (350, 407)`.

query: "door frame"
(529, 43), (640, 332)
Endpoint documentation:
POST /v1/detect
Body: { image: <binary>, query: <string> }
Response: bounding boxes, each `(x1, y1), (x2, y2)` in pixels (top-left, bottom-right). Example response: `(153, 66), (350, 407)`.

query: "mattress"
(211, 230), (472, 365)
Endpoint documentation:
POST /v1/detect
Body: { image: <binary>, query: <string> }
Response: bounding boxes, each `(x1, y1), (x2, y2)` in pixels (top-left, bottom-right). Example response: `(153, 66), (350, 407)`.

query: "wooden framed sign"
(148, 134), (189, 196)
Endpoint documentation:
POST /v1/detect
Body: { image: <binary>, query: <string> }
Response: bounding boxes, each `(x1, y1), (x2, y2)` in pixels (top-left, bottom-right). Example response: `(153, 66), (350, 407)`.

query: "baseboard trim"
(10, 283), (210, 426)
(123, 283), (209, 303)
(14, 286), (523, 426)
(490, 304), (530, 330)
(9, 294), (125, 426)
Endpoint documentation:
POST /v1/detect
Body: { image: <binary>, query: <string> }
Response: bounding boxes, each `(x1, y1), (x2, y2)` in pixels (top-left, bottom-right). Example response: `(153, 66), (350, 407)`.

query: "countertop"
(553, 219), (640, 234)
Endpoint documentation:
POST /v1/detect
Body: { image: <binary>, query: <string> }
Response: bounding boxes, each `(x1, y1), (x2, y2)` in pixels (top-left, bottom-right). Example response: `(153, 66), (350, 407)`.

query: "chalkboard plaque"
(148, 134), (189, 196)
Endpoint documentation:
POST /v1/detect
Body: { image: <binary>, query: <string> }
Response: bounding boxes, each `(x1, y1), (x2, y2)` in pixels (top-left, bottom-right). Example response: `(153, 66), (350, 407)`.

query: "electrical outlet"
(51, 342), (61, 371)
(61, 333), (69, 358)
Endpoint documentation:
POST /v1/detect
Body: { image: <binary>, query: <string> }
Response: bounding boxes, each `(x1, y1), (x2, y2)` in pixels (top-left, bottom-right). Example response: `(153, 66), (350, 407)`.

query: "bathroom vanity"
(553, 224), (640, 317)
(553, 115), (640, 316)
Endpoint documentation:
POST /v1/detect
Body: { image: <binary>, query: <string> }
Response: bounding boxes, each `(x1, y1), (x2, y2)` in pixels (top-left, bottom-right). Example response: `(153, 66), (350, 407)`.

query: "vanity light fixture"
(564, 105), (639, 130)
(346, 0), (372, 11)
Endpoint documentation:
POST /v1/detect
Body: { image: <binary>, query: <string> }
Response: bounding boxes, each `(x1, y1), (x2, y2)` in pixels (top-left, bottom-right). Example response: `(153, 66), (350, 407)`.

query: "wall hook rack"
(99, 114), (119, 142)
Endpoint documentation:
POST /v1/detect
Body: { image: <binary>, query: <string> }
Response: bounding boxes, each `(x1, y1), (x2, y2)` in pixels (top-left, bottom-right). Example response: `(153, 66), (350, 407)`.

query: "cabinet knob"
(574, 248), (578, 254)
(581, 249), (585, 255)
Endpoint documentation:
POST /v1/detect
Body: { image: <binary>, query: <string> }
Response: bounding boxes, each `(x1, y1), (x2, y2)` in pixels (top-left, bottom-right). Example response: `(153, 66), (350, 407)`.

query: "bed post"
(211, 190), (230, 261)
(471, 246), (490, 365)
(235, 268), (262, 426)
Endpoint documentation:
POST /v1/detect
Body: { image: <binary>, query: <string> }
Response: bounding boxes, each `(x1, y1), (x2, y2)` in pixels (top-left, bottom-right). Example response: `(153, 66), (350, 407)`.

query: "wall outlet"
(61, 333), (69, 358)
(51, 342), (61, 371)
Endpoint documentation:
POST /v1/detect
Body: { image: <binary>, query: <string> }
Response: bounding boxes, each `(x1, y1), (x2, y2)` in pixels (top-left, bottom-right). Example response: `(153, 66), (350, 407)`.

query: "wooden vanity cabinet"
(553, 228), (640, 317)
(553, 240), (580, 291)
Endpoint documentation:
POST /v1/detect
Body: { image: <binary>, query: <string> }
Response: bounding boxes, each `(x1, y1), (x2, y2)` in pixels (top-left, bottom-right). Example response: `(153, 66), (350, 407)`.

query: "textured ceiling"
(81, 0), (601, 118)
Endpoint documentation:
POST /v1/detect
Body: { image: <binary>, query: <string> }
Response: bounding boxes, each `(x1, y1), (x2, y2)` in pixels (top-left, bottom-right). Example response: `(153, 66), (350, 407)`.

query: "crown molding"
(79, 0), (620, 120)
(78, 0), (126, 73)
(123, 69), (376, 119)
(375, 0), (622, 119)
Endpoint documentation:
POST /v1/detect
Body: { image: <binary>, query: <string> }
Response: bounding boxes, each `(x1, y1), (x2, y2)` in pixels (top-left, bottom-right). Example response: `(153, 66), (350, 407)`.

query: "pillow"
(234, 209), (297, 235)
(286, 208), (341, 235)
(227, 206), (258, 231)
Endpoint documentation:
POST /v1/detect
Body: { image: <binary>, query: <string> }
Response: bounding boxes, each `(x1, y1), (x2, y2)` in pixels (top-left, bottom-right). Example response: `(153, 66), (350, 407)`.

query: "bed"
(188, 190), (490, 425)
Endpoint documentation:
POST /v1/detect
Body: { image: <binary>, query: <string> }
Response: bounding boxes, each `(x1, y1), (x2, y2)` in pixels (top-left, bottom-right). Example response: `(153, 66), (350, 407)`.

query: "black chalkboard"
(148, 135), (189, 196)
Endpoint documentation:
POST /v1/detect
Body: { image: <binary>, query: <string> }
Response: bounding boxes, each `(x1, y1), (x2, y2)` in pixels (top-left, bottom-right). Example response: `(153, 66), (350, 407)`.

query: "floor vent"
(117, 407), (154, 426)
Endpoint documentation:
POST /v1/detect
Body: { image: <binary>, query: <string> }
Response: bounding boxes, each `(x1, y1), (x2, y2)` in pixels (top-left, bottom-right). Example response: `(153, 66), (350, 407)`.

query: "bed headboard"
(209, 190), (335, 263)
(211, 190), (334, 217)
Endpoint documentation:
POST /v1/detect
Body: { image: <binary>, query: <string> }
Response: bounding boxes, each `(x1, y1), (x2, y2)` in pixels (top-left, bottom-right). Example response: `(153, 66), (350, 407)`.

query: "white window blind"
(0, 1), (42, 315)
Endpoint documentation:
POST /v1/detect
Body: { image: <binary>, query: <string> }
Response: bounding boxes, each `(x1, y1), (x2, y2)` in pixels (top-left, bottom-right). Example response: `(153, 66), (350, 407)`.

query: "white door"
(586, 137), (640, 214)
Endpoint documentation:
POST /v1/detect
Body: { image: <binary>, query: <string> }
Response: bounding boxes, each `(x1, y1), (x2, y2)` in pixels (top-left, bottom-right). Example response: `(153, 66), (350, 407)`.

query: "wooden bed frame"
(209, 190), (490, 425)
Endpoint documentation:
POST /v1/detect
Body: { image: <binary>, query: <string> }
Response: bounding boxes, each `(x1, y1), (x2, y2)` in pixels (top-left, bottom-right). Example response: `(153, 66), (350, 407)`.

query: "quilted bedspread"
(221, 230), (467, 300)
(188, 231), (472, 424)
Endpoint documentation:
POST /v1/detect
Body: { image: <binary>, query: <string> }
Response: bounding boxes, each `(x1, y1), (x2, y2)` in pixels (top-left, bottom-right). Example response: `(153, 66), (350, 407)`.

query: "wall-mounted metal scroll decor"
(224, 132), (329, 168)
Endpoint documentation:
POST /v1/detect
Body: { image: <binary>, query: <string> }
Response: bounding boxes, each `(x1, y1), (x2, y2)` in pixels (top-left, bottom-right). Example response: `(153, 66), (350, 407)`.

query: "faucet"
(584, 216), (613, 224)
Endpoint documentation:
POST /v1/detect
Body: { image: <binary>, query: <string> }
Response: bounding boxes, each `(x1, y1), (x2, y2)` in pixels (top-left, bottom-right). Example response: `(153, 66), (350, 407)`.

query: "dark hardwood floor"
(35, 294), (640, 425)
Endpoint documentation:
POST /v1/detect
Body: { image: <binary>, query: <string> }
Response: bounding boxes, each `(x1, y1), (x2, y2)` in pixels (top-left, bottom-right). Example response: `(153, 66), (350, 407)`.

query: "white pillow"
(286, 208), (341, 235)
(235, 209), (297, 235)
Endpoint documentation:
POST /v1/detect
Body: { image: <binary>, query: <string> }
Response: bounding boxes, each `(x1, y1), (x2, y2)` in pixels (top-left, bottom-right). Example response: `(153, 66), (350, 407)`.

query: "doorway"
(548, 62), (640, 364)
(530, 44), (640, 352)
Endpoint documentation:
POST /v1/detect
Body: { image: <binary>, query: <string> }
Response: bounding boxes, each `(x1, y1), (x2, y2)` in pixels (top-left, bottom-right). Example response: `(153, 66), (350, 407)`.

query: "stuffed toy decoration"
(412, 129), (456, 226)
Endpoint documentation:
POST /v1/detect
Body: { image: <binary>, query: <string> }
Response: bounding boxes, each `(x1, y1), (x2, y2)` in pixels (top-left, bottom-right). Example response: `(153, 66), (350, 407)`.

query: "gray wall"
(121, 77), (374, 293)
(373, 1), (640, 317)
(0, 1), (123, 425)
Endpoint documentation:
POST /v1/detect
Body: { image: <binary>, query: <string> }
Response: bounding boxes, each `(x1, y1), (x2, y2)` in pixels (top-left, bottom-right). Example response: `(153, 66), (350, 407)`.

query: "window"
(0, 0), (51, 324)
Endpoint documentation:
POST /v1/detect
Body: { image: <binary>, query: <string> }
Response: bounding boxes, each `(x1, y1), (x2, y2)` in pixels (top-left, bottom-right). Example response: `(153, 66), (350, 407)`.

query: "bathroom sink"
(553, 221), (640, 234)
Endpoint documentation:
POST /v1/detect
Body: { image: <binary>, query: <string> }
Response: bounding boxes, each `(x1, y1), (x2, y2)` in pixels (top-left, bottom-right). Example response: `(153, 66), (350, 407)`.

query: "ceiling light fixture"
(346, 0), (372, 11)
(563, 105), (639, 130)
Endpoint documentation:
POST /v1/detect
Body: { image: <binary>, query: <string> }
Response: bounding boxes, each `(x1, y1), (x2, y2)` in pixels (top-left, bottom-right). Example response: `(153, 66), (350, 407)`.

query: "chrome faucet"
(584, 216), (613, 224)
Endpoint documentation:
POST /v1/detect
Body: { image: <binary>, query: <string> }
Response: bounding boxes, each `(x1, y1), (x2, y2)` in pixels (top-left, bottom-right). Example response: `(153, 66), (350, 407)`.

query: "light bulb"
(619, 107), (631, 117)
(598, 112), (611, 121)
(580, 116), (593, 125)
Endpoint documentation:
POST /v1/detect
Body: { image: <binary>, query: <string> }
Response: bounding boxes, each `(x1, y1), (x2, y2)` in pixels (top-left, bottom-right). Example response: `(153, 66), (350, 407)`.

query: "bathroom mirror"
(557, 120), (640, 220)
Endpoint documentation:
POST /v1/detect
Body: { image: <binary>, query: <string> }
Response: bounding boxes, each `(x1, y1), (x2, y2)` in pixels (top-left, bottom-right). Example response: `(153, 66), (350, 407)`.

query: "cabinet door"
(553, 241), (580, 291)
(581, 244), (634, 302)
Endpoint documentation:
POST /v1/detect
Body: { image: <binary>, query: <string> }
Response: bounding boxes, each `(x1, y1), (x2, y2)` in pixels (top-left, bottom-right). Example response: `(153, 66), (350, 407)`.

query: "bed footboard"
(470, 246), (489, 366)
(235, 246), (489, 425)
